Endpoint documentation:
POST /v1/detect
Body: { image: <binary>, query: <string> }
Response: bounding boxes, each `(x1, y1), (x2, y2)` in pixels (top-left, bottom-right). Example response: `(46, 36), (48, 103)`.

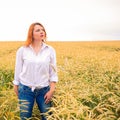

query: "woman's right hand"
(14, 85), (19, 96)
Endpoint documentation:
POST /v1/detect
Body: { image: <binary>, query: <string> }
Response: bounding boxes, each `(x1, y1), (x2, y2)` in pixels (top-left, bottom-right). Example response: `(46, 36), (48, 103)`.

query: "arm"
(14, 85), (19, 96)
(49, 81), (56, 93)
(13, 47), (23, 96)
(44, 47), (58, 104)
(44, 82), (56, 104)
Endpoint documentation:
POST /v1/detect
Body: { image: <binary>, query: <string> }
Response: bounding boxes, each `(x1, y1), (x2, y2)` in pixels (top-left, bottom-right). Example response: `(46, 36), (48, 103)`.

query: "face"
(32, 24), (46, 41)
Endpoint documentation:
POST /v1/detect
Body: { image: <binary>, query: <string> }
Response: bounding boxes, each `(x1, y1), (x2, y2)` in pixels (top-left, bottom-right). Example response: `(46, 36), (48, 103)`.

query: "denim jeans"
(18, 83), (52, 120)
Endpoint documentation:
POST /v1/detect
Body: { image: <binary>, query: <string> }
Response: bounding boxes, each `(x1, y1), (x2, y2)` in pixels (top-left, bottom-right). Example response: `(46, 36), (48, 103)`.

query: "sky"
(0, 0), (120, 41)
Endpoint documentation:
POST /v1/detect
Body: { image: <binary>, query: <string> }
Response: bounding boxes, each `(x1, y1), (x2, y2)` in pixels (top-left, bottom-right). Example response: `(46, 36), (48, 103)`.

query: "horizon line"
(0, 40), (120, 42)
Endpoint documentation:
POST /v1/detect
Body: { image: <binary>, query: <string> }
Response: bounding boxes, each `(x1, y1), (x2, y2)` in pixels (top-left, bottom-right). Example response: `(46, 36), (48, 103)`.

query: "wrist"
(49, 82), (56, 93)
(14, 85), (18, 88)
(49, 88), (55, 93)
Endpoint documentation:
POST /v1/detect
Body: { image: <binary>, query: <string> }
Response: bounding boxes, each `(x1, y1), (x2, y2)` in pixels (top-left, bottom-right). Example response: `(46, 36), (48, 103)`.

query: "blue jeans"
(18, 83), (52, 120)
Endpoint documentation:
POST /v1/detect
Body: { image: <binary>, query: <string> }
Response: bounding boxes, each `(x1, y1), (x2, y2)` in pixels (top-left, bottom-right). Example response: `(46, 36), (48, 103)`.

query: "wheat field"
(0, 41), (120, 120)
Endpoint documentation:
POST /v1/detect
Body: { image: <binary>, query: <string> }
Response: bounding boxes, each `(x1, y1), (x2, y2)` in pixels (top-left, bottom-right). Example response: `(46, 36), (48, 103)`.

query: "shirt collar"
(29, 42), (49, 50)
(42, 42), (49, 49)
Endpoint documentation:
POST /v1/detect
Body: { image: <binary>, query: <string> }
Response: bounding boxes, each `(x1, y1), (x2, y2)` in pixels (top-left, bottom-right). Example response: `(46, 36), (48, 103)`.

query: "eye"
(36, 29), (40, 32)
(41, 29), (45, 32)
(35, 29), (45, 32)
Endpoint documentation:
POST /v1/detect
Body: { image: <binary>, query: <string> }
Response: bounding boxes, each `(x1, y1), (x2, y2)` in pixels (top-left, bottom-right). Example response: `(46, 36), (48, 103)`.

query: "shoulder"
(16, 46), (26, 54)
(45, 43), (56, 51)
(46, 45), (56, 58)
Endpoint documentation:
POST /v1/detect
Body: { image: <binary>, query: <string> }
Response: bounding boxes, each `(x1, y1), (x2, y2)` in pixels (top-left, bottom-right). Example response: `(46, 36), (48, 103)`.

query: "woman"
(13, 22), (58, 120)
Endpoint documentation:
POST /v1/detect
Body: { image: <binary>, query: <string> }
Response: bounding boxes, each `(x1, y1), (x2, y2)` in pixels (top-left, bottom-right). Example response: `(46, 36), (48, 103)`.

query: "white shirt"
(13, 42), (58, 91)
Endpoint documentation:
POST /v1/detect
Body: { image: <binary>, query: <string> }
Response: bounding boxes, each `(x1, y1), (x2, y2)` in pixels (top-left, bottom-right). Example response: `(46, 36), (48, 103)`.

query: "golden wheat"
(0, 41), (120, 120)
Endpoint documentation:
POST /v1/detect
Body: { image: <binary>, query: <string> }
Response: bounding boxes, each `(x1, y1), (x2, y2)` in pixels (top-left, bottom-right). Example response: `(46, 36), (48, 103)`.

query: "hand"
(44, 90), (54, 104)
(14, 85), (19, 96)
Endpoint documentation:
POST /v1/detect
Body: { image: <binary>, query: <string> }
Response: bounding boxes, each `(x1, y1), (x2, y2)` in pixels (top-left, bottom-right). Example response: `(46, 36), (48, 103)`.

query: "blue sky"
(0, 0), (120, 41)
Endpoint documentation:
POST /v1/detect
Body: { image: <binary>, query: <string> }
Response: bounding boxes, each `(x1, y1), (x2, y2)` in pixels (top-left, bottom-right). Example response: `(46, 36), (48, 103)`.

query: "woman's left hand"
(44, 90), (54, 104)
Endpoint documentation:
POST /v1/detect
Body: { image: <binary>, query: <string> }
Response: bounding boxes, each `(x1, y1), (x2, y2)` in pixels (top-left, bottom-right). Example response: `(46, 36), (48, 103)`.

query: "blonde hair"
(25, 22), (47, 46)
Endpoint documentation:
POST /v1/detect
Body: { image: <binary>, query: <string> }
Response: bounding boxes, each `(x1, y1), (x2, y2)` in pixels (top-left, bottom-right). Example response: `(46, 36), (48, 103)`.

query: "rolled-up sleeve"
(13, 47), (23, 85)
(49, 48), (58, 82)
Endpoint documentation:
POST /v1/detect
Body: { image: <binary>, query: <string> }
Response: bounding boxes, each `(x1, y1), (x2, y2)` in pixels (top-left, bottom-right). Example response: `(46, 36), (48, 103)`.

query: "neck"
(32, 40), (43, 48)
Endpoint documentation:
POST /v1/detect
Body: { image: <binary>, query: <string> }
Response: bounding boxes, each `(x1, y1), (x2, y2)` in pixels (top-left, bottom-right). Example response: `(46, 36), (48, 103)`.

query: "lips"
(40, 35), (44, 37)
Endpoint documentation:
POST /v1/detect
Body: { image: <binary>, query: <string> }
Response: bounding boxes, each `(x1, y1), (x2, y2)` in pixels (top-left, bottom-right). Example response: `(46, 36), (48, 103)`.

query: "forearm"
(13, 84), (19, 96)
(49, 82), (56, 93)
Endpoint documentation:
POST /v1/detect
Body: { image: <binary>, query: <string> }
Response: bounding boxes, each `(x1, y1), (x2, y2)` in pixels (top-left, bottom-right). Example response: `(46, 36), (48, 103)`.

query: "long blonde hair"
(25, 22), (47, 46)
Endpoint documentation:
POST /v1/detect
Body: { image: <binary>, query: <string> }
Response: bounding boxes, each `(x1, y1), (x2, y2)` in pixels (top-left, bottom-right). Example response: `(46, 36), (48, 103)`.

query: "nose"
(40, 30), (44, 34)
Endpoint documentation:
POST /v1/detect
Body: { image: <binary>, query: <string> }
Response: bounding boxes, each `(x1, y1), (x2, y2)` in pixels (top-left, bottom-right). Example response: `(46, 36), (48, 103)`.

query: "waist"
(19, 83), (49, 91)
(29, 85), (43, 89)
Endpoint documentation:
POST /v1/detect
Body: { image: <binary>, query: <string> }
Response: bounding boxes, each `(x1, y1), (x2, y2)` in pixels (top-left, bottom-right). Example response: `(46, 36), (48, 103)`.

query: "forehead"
(34, 24), (44, 30)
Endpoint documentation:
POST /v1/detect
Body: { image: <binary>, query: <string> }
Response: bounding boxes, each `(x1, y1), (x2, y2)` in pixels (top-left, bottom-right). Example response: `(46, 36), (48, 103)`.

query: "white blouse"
(13, 43), (58, 91)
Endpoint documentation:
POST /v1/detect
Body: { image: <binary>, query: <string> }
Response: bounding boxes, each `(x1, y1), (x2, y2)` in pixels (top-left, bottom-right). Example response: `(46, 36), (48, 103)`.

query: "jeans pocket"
(18, 83), (31, 94)
(42, 86), (50, 95)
